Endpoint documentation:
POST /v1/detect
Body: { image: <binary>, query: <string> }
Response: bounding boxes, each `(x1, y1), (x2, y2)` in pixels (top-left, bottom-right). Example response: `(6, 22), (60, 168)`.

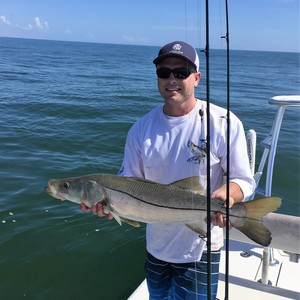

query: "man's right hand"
(80, 202), (114, 220)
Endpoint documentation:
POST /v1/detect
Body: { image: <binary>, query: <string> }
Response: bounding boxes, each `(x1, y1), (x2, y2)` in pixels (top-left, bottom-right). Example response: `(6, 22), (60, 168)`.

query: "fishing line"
(196, 0), (201, 47)
(221, 0), (231, 299)
(219, 0), (225, 49)
(204, 1), (212, 299)
(184, 1), (202, 296)
(184, 0), (188, 41)
(184, 1), (200, 294)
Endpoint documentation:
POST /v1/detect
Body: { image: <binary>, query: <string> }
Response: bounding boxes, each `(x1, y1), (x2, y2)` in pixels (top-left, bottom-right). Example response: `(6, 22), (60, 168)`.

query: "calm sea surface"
(0, 37), (299, 299)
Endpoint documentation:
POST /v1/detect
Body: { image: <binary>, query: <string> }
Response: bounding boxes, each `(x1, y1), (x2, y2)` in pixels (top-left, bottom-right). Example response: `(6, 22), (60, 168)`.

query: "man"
(82, 41), (255, 299)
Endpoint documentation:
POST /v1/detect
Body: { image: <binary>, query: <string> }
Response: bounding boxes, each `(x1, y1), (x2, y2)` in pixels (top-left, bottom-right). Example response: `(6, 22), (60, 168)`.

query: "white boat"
(128, 95), (300, 300)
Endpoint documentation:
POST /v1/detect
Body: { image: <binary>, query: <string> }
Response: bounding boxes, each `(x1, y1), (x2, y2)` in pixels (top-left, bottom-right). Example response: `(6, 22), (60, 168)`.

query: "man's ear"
(194, 72), (201, 87)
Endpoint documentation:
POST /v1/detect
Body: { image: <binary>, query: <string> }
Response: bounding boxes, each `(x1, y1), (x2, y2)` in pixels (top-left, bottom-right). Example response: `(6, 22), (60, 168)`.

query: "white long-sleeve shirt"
(119, 99), (255, 263)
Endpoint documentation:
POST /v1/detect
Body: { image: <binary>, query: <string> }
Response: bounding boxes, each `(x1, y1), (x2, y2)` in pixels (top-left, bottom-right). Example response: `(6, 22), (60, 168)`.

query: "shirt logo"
(187, 140), (207, 164)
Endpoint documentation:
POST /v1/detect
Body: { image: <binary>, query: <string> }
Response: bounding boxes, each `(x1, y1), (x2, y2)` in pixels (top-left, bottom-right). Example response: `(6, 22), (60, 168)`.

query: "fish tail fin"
(240, 196), (281, 220)
(236, 219), (271, 247)
(233, 197), (281, 246)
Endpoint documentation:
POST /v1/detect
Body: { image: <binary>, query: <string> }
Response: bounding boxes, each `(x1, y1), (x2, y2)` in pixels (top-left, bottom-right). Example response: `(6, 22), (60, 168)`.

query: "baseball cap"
(153, 41), (199, 71)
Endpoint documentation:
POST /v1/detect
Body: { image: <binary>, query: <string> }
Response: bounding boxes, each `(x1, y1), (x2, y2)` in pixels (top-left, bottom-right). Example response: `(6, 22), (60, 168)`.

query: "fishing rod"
(204, 0), (231, 299)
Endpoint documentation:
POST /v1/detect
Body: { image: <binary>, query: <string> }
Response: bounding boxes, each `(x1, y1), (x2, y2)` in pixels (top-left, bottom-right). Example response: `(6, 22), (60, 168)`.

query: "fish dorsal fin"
(172, 177), (205, 195)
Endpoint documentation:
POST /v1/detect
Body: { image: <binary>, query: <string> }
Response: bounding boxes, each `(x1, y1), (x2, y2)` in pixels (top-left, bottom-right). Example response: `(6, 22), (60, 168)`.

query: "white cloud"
(0, 15), (49, 32)
(0, 15), (11, 26)
(34, 17), (43, 29)
(33, 17), (49, 30)
(24, 24), (33, 31)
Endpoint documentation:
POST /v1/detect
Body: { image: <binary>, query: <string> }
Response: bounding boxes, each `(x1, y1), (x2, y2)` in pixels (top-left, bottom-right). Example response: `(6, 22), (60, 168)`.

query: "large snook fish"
(44, 174), (281, 247)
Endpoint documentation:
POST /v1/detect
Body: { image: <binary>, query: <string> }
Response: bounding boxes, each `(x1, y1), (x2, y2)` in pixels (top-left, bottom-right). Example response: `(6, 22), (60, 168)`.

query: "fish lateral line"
(103, 185), (207, 211)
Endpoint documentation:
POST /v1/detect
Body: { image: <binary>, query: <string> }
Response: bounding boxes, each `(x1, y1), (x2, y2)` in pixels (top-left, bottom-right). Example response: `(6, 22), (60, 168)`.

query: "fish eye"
(218, 200), (225, 207)
(63, 182), (70, 189)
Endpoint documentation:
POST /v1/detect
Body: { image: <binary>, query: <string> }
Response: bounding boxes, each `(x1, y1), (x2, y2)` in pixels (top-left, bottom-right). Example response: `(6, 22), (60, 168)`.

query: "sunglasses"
(156, 67), (196, 79)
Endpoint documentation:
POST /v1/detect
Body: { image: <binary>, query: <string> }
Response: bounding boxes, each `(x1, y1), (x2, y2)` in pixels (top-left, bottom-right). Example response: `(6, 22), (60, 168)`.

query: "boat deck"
(128, 241), (300, 300)
(217, 241), (299, 300)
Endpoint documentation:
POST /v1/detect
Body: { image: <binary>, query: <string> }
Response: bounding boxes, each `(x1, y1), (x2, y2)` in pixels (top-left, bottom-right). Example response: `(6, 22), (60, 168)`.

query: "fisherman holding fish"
(45, 41), (282, 299)
(79, 41), (256, 300)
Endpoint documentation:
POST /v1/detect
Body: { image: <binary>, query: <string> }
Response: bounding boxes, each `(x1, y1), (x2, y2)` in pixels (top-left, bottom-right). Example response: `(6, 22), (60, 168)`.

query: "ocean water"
(0, 37), (299, 299)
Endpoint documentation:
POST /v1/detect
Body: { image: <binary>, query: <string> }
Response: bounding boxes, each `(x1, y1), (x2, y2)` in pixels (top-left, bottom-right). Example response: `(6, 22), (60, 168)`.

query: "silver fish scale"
(98, 175), (209, 210)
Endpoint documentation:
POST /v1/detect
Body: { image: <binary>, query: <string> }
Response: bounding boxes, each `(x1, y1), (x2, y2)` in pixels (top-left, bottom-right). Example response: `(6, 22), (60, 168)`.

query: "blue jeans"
(145, 251), (221, 300)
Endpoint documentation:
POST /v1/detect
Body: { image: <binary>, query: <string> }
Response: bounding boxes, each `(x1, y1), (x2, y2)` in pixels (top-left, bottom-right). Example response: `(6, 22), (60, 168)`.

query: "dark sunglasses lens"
(156, 68), (192, 79)
(156, 68), (171, 78)
(173, 69), (190, 79)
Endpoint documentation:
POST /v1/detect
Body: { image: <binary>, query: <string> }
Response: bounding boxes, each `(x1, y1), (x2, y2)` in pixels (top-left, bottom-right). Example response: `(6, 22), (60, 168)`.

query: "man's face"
(156, 57), (201, 116)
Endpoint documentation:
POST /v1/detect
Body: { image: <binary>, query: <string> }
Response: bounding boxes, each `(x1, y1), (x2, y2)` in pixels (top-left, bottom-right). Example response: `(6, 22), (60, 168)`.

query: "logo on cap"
(173, 43), (182, 52)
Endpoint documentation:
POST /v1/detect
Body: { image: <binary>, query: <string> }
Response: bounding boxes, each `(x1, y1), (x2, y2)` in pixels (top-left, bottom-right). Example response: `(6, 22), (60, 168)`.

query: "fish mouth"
(44, 186), (52, 195)
(44, 185), (66, 200)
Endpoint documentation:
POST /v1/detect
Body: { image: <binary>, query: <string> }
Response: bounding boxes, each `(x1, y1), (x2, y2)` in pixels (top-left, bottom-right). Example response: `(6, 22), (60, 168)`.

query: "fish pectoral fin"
(109, 211), (140, 228)
(186, 223), (207, 237)
(120, 217), (140, 228)
(111, 213), (123, 226)
(172, 177), (205, 195)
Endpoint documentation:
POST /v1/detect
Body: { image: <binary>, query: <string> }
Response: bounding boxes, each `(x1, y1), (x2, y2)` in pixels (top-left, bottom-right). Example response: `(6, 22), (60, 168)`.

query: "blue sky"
(0, 0), (299, 52)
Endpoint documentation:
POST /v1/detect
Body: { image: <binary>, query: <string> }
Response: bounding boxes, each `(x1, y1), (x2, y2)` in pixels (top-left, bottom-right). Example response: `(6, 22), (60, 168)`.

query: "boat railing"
(253, 96), (300, 196)
(246, 95), (300, 285)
